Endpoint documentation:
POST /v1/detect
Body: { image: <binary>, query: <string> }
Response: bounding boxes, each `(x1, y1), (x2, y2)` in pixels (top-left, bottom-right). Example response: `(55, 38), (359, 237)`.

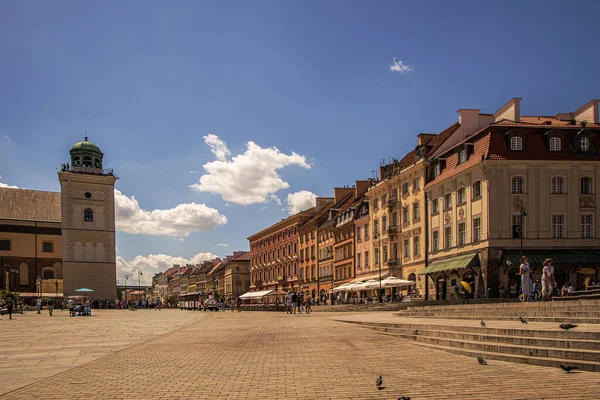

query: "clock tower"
(58, 137), (118, 300)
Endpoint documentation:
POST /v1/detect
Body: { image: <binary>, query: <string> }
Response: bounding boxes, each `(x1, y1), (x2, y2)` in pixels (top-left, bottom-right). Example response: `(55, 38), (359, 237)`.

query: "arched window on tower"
(73, 156), (80, 166)
(94, 158), (101, 168)
(84, 208), (94, 222)
(83, 156), (92, 167)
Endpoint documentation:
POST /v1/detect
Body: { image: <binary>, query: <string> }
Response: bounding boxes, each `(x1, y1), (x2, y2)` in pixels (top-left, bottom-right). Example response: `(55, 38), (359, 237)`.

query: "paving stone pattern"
(0, 309), (203, 396)
(2, 310), (600, 399)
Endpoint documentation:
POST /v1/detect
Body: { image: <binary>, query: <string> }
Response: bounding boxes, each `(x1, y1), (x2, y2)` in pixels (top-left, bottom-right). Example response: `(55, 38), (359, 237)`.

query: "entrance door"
(436, 277), (447, 300)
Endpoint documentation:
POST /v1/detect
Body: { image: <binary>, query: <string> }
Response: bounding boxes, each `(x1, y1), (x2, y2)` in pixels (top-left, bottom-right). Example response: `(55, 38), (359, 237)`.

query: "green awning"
(502, 250), (600, 267)
(419, 252), (479, 275)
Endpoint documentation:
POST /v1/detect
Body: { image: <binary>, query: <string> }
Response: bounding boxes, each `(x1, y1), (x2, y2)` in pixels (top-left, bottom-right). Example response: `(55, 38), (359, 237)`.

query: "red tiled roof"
(487, 129), (600, 161)
(425, 132), (491, 188)
(427, 122), (460, 155)
(231, 252), (250, 261)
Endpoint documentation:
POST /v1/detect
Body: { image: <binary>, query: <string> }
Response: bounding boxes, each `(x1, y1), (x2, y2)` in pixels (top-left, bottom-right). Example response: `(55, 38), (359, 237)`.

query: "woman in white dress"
(520, 256), (533, 302)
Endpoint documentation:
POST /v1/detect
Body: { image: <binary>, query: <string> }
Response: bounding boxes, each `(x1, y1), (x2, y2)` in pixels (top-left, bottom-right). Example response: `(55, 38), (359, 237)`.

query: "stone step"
(396, 310), (600, 316)
(407, 300), (600, 311)
(391, 314), (600, 324)
(341, 320), (600, 340)
(394, 337), (600, 373)
(363, 326), (600, 350)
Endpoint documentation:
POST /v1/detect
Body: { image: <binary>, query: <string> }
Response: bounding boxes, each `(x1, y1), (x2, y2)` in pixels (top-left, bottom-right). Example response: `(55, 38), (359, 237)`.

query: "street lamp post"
(9, 265), (19, 292)
(124, 275), (129, 305)
(55, 280), (58, 299)
(519, 207), (528, 256)
(375, 234), (382, 303)
(138, 270), (143, 308)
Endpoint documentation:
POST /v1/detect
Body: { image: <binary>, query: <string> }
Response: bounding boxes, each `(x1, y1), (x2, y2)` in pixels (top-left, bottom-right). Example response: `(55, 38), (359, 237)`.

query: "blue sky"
(1, 0), (599, 283)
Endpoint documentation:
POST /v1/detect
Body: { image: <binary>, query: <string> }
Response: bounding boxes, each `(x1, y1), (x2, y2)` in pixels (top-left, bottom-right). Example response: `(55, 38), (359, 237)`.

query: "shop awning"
(239, 290), (274, 299)
(419, 252), (479, 275)
(501, 250), (600, 267)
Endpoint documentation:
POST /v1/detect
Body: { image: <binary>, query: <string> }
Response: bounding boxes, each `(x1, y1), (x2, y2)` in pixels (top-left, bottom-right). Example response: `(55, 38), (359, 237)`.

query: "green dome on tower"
(70, 136), (104, 169)
(71, 137), (103, 153)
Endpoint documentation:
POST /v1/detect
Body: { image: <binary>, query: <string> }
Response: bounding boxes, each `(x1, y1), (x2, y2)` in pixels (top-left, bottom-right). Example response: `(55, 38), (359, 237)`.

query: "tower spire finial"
(85, 130), (88, 141)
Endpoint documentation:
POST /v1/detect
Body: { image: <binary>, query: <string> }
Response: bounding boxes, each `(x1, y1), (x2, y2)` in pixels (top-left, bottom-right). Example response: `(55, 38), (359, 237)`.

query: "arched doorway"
(408, 273), (417, 295)
(436, 276), (447, 300)
(554, 267), (569, 291)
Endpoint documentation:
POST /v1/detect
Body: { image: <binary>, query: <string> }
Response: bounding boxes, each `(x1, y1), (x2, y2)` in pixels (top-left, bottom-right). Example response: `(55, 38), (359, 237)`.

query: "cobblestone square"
(2, 310), (600, 399)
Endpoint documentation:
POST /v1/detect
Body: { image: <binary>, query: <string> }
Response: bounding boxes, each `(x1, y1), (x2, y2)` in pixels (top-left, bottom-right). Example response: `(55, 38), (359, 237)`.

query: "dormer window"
(510, 136), (523, 151)
(549, 137), (562, 151)
(434, 164), (441, 177)
(458, 149), (468, 164)
(581, 137), (590, 151)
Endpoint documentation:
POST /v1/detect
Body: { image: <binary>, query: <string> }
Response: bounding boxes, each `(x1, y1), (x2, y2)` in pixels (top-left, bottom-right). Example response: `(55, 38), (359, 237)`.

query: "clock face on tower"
(85, 192), (92, 199)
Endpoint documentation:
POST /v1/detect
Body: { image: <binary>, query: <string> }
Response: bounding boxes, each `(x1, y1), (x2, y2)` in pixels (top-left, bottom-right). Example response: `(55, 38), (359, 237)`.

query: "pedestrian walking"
(285, 292), (292, 314)
(498, 282), (505, 299)
(520, 256), (533, 302)
(236, 297), (242, 312)
(220, 297), (226, 312)
(47, 298), (54, 316)
(461, 287), (470, 304)
(291, 291), (298, 314)
(542, 258), (555, 301)
(68, 298), (75, 317)
(36, 298), (42, 314)
(305, 294), (312, 314)
(6, 297), (14, 320)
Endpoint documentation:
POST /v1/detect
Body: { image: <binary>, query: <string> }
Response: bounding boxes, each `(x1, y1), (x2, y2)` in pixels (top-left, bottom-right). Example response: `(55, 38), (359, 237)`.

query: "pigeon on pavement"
(559, 323), (578, 331)
(376, 375), (383, 390)
(519, 316), (528, 324)
(480, 320), (486, 327)
(477, 356), (488, 365)
(560, 365), (578, 373)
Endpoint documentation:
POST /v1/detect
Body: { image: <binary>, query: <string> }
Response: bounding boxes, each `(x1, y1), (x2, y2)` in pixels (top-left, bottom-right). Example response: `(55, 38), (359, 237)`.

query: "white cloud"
(217, 243), (228, 247)
(389, 58), (413, 73)
(286, 190), (317, 215)
(0, 176), (18, 188)
(190, 135), (311, 205)
(204, 134), (231, 161)
(114, 189), (227, 237)
(2, 135), (9, 140)
(116, 252), (218, 286)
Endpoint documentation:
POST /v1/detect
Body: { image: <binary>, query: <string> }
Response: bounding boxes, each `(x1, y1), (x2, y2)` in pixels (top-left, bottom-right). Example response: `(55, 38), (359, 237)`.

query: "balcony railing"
(387, 225), (399, 235)
(60, 164), (118, 178)
(387, 258), (400, 266)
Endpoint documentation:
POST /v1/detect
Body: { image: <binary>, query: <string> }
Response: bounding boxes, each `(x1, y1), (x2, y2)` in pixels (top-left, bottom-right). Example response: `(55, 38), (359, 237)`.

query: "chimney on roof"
(355, 180), (370, 198)
(493, 98), (521, 123)
(417, 133), (436, 146)
(315, 197), (332, 212)
(334, 187), (354, 204)
(556, 100), (600, 123)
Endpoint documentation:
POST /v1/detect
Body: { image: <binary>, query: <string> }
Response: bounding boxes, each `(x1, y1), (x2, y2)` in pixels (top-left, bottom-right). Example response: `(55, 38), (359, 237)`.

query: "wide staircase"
(339, 299), (600, 372)
(393, 299), (600, 323)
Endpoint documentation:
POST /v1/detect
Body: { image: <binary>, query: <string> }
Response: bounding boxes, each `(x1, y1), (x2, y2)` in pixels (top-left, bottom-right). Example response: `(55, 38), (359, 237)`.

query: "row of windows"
(432, 218), (482, 251)
(510, 136), (591, 152)
(512, 176), (593, 194)
(432, 181), (482, 214)
(513, 214), (594, 239)
(372, 179), (421, 209)
(0, 240), (54, 252)
(251, 227), (298, 251)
